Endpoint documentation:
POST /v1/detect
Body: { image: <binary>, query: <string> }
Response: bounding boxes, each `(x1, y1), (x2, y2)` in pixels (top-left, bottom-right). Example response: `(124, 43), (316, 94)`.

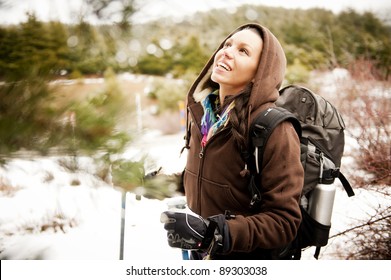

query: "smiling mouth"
(217, 62), (232, 71)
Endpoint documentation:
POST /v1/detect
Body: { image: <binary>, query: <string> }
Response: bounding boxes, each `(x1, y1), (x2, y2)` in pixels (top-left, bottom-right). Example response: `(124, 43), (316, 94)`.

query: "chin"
(211, 72), (226, 84)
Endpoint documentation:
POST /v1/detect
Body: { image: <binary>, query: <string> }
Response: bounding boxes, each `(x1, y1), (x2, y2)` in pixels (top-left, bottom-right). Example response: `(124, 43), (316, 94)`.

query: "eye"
(240, 48), (249, 55)
(223, 41), (231, 48)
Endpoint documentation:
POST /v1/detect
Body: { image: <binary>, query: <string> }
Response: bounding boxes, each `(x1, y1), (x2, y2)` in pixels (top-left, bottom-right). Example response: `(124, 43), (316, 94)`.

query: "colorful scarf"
(200, 91), (235, 147)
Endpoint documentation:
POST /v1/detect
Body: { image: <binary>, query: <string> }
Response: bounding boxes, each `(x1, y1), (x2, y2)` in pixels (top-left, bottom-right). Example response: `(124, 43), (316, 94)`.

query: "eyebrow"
(226, 38), (254, 50)
(240, 42), (253, 50)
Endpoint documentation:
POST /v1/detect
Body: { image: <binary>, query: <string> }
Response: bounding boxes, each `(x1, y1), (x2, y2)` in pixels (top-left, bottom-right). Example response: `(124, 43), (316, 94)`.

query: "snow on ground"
(0, 100), (390, 260)
(0, 130), (187, 260)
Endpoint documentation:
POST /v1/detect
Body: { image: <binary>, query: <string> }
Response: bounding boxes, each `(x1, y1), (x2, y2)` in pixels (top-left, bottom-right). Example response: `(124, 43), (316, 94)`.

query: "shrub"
(341, 80), (389, 186)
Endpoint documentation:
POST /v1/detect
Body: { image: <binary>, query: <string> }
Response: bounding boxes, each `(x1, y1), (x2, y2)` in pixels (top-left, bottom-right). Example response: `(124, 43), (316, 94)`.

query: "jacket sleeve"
(226, 121), (304, 252)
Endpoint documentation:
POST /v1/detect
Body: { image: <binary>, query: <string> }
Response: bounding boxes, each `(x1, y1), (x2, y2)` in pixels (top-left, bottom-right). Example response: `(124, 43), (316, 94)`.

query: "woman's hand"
(160, 211), (210, 250)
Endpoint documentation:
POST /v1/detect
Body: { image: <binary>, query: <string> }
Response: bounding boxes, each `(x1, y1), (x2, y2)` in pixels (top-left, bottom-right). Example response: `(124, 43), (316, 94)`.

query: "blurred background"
(0, 0), (390, 260)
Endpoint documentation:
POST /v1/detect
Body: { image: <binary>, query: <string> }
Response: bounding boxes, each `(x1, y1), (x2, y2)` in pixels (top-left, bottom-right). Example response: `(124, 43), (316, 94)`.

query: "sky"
(0, 0), (390, 25)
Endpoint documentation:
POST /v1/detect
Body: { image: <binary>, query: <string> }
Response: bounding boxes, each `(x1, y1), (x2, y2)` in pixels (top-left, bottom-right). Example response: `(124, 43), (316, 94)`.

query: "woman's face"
(211, 28), (263, 96)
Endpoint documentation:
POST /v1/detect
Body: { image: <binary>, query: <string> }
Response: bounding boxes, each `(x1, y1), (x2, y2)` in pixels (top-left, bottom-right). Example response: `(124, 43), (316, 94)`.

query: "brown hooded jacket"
(183, 23), (304, 259)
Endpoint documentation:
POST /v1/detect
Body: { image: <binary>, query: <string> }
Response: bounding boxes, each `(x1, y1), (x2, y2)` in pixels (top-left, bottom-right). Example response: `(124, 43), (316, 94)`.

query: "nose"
(222, 48), (233, 59)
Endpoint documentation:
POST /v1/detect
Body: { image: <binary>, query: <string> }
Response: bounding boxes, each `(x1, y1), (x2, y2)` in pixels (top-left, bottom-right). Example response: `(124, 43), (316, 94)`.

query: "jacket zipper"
(199, 145), (204, 158)
(197, 132), (220, 211)
(197, 144), (205, 212)
(193, 116), (229, 212)
(198, 127), (227, 159)
(188, 108), (206, 212)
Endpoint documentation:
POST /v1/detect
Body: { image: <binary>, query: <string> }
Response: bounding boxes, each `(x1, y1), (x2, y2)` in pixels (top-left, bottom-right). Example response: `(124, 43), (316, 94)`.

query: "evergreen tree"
(47, 21), (72, 76)
(68, 20), (106, 75)
(18, 13), (54, 77)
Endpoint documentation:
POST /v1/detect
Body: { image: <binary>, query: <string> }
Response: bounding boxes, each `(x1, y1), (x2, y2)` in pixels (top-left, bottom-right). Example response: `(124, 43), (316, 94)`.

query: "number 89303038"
(219, 266), (267, 276)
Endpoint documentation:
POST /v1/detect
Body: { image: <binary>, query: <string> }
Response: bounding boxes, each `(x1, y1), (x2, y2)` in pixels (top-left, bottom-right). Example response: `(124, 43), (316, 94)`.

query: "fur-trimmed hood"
(188, 23), (286, 116)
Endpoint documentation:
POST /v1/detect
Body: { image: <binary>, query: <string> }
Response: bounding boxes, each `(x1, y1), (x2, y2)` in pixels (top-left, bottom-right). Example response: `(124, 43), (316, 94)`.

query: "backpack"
(247, 84), (355, 259)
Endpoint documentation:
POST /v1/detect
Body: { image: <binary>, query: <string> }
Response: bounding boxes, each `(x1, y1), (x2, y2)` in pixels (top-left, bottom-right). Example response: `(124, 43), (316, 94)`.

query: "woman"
(161, 23), (304, 260)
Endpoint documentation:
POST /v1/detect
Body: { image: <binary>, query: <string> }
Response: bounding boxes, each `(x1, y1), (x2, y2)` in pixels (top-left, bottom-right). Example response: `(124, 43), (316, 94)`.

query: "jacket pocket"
(183, 169), (198, 212)
(201, 178), (245, 216)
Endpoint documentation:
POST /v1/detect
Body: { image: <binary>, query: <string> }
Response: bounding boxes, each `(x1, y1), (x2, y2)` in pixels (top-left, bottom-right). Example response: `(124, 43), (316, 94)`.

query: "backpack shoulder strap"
(250, 107), (301, 174)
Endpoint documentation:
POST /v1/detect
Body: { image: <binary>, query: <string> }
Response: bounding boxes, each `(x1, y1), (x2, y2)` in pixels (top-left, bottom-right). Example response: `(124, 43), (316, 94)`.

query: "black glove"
(160, 211), (231, 254)
(161, 211), (209, 250)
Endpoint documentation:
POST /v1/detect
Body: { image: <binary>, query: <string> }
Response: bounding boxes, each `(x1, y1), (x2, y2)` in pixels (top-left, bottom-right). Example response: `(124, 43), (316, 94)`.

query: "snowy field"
(0, 131), (186, 260)
(0, 129), (389, 261)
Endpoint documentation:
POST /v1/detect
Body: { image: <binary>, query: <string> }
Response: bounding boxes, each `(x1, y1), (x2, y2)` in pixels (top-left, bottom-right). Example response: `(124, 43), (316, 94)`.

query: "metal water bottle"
(308, 184), (336, 226)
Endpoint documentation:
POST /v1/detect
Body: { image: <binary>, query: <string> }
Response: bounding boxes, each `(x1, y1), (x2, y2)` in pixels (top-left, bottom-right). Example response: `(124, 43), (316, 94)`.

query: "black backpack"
(248, 85), (355, 259)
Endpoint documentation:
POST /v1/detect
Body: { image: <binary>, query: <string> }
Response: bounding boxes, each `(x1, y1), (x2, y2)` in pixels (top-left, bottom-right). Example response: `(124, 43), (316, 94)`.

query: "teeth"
(218, 62), (231, 71)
